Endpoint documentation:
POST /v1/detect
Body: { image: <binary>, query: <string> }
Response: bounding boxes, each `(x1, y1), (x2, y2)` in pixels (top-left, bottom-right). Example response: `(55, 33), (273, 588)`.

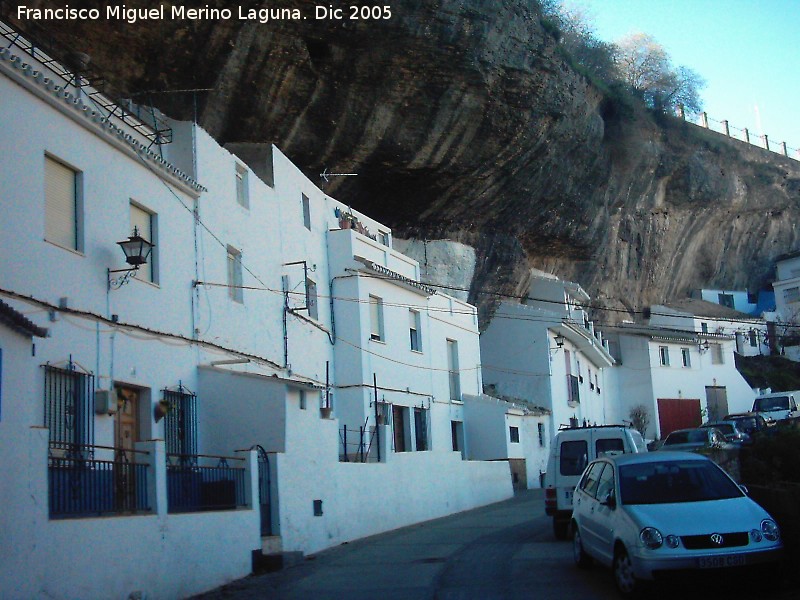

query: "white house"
(480, 270), (615, 457)
(650, 299), (770, 357)
(0, 21), (512, 599)
(0, 27), (260, 600)
(462, 391), (550, 489)
(772, 252), (800, 360)
(602, 322), (755, 440)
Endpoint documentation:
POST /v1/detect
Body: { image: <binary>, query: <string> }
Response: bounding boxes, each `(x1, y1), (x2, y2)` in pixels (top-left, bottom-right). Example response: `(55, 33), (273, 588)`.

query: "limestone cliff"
(8, 0), (800, 325)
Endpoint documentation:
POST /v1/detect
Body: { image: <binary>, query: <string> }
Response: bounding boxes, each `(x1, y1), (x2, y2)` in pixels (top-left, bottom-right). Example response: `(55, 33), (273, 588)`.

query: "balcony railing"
(166, 453), (247, 513)
(48, 443), (150, 519)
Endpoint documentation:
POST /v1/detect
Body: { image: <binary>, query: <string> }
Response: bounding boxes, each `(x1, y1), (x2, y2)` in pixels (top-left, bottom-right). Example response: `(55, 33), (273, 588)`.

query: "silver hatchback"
(571, 452), (783, 596)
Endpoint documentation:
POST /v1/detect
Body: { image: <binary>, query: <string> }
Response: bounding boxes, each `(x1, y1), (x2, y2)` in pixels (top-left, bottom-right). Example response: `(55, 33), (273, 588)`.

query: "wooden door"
(115, 386), (140, 510)
(705, 387), (729, 422)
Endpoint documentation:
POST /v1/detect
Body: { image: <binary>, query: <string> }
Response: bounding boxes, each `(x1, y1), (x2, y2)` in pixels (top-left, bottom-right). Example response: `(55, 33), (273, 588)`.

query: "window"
(711, 344), (724, 364)
(560, 440), (588, 476)
(302, 194), (311, 230)
(306, 278), (318, 320)
(718, 293), (735, 308)
(595, 373), (600, 393)
(595, 463), (615, 502)
(235, 163), (249, 209)
(130, 202), (157, 283)
(45, 155), (82, 251)
(701, 322), (709, 333)
(369, 295), (384, 341)
(393, 405), (407, 452)
(589, 367), (594, 390)
(509, 426), (520, 443)
(299, 389), (307, 410)
(659, 346), (670, 366)
(447, 339), (461, 401)
(378, 231), (390, 247)
(537, 422), (545, 447)
(785, 287), (800, 303)
(681, 347), (691, 367)
(409, 309), (421, 351)
(579, 462), (604, 498)
(567, 374), (580, 404)
(163, 386), (197, 457)
(749, 330), (758, 347)
(451, 420), (463, 453)
(227, 245), (244, 303)
(414, 408), (428, 451)
(596, 438), (624, 455)
(44, 362), (95, 452)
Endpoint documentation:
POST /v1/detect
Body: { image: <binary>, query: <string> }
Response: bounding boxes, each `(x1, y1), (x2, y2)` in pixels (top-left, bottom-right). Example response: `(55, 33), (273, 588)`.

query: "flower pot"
(320, 406), (333, 419)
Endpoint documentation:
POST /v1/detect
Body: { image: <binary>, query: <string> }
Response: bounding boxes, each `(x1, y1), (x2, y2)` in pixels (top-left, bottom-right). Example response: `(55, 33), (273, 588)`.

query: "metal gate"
(254, 445), (272, 536)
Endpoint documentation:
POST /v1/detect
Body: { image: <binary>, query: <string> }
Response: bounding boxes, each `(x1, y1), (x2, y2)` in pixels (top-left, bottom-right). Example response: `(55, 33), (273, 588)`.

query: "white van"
(543, 425), (646, 539)
(752, 391), (800, 423)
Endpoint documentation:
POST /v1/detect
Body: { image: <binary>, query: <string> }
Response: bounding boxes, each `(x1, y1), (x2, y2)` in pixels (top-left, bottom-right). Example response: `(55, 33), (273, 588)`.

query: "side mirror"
(601, 491), (616, 509)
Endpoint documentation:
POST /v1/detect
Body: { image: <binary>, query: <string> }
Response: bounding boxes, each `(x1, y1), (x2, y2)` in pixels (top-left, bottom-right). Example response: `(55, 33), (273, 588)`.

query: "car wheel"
(613, 546), (639, 597)
(553, 518), (568, 540)
(572, 524), (591, 568)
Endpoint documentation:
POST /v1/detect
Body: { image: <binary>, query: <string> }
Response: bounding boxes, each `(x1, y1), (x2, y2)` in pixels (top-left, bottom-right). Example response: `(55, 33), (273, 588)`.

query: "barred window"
(43, 362), (95, 452)
(163, 387), (197, 458)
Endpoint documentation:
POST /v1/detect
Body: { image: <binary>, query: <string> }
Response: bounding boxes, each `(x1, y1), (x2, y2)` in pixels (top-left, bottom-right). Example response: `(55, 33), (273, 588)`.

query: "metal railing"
(48, 443), (150, 519)
(166, 453), (246, 513)
(339, 426), (378, 463)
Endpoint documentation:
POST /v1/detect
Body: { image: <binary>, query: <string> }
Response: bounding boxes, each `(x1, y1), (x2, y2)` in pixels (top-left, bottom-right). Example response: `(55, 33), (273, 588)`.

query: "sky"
(578, 0), (800, 157)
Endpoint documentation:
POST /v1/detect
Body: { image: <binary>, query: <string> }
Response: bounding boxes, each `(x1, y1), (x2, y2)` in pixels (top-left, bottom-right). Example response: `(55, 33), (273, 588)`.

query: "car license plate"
(697, 555), (746, 569)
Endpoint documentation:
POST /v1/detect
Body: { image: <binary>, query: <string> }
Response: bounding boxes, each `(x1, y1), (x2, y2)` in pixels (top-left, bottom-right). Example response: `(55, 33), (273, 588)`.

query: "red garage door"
(657, 398), (702, 438)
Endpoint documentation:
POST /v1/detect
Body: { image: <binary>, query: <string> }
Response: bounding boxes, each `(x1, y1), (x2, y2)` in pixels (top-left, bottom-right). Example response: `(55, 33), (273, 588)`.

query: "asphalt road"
(194, 489), (788, 600)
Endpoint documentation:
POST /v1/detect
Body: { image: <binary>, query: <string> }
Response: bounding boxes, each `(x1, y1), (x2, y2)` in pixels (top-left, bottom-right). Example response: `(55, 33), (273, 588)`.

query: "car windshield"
(619, 460), (743, 504)
(714, 424), (734, 435)
(754, 396), (790, 411)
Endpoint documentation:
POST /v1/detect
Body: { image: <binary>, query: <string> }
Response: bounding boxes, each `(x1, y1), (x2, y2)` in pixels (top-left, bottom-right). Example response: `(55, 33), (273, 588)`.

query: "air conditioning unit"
(95, 389), (118, 415)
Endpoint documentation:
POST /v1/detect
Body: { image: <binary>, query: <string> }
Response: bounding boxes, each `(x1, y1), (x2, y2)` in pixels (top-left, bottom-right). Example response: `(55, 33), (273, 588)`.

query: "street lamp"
(107, 227), (155, 290)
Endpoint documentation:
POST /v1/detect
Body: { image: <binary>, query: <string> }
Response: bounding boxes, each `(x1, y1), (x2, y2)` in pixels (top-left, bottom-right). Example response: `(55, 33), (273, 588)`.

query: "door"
(705, 386), (729, 421)
(393, 405), (406, 452)
(657, 398), (701, 438)
(115, 386), (140, 511)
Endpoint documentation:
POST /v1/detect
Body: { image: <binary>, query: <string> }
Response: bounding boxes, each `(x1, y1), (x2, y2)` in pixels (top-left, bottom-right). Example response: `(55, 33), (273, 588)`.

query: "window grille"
(43, 362), (95, 454)
(414, 407), (428, 451)
(164, 386), (198, 458)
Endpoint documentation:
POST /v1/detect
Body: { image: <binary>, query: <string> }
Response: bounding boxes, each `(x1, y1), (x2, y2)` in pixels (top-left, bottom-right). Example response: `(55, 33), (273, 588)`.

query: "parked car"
(658, 427), (732, 452)
(544, 425), (647, 540)
(752, 391), (800, 423)
(699, 420), (751, 444)
(723, 413), (769, 436)
(571, 452), (783, 596)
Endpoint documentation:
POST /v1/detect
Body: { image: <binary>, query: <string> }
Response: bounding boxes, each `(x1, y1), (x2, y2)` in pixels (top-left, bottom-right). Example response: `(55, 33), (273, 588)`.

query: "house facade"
(602, 322), (755, 441)
(772, 252), (800, 360)
(480, 271), (615, 476)
(650, 299), (770, 357)
(462, 392), (550, 489)
(0, 22), (512, 599)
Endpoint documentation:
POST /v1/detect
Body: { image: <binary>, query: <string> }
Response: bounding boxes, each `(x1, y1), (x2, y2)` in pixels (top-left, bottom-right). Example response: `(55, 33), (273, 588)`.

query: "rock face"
(11, 0), (800, 325)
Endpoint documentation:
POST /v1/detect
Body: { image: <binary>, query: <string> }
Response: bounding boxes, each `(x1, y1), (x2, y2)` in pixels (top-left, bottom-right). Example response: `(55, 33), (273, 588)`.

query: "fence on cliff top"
(678, 105), (799, 162)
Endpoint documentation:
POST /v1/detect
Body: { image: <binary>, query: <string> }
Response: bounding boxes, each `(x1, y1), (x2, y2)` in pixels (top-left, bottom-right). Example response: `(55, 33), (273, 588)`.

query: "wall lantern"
(554, 334), (566, 348)
(698, 339), (710, 354)
(107, 227), (155, 290)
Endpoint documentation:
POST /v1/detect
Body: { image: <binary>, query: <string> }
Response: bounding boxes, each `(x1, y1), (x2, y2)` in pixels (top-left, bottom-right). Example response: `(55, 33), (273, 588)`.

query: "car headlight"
(750, 529), (763, 542)
(665, 535), (680, 548)
(761, 519), (780, 542)
(640, 527), (663, 549)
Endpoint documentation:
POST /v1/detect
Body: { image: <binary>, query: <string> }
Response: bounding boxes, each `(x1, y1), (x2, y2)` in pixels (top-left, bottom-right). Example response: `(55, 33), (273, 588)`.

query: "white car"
(571, 452), (783, 596)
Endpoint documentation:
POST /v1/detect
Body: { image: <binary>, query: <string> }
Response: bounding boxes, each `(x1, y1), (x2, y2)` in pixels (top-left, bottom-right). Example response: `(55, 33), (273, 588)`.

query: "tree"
(629, 404), (651, 439)
(614, 32), (705, 113)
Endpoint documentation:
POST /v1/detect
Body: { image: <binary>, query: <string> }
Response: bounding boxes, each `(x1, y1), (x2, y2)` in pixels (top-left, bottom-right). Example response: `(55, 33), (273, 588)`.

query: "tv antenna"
(320, 167), (358, 186)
